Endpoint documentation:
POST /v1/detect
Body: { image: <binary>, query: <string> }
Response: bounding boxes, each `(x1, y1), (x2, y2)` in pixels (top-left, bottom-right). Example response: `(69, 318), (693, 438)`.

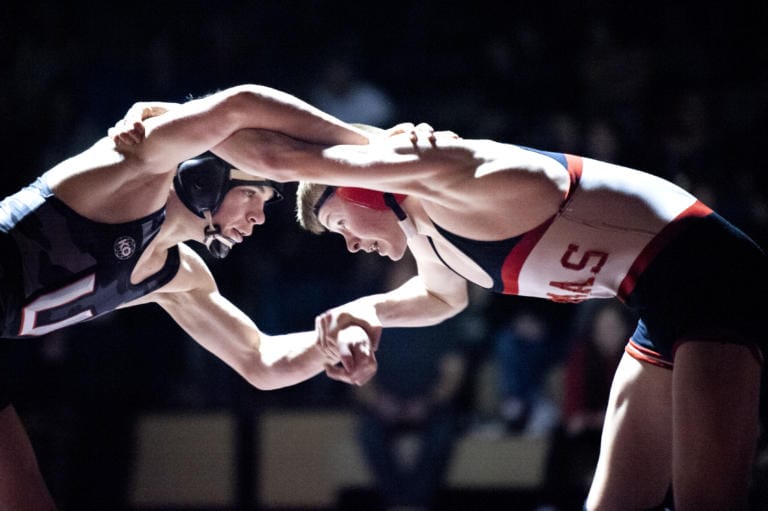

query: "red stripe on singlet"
(500, 217), (554, 294)
(617, 200), (712, 300)
(625, 339), (674, 370)
(500, 155), (583, 295)
(563, 154), (583, 200)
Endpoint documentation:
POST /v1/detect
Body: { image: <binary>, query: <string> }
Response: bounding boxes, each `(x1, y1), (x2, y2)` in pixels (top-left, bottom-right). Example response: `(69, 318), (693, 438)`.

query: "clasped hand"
(316, 307), (381, 386)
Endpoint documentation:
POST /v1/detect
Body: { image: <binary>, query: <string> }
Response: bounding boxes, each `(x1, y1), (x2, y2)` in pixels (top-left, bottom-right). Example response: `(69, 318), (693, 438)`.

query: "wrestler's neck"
(160, 190), (209, 246)
(399, 196), (447, 239)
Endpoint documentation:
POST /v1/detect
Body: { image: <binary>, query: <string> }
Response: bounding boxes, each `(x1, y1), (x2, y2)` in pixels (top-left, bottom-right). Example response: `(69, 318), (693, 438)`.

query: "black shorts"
(625, 213), (766, 368)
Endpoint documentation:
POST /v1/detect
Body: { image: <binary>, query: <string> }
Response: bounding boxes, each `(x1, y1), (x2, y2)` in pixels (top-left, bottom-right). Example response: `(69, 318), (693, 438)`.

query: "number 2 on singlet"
(18, 274), (96, 336)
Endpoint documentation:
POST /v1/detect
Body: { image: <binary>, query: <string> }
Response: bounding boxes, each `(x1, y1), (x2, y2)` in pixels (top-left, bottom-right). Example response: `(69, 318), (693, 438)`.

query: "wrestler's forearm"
(254, 330), (336, 390)
(354, 276), (469, 329)
(126, 84), (370, 169)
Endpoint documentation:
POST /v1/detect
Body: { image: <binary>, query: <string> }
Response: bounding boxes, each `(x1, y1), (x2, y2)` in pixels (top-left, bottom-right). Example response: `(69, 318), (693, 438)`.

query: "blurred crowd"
(2, 1), (766, 509)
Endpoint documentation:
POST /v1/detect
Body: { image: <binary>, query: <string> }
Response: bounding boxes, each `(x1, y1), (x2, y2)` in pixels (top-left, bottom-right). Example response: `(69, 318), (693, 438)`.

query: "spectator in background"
(309, 50), (396, 127)
(561, 301), (634, 437)
(493, 303), (569, 435)
(582, 118), (622, 163)
(351, 256), (470, 511)
(542, 300), (636, 510)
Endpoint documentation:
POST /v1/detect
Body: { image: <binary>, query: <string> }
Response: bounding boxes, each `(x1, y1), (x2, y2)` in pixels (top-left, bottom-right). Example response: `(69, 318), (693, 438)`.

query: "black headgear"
(173, 152), (284, 259)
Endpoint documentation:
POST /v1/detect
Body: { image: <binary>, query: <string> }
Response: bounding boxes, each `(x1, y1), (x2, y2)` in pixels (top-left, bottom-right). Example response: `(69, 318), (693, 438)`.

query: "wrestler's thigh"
(672, 341), (761, 511)
(0, 405), (57, 510)
(586, 353), (672, 510)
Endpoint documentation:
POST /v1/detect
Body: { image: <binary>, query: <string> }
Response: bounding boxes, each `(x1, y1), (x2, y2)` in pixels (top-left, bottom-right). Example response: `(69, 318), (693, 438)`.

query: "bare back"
(410, 141), (570, 241)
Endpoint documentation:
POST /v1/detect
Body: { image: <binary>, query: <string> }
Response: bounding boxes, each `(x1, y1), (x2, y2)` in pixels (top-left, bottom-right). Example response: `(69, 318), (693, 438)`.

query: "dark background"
(1, 1), (766, 509)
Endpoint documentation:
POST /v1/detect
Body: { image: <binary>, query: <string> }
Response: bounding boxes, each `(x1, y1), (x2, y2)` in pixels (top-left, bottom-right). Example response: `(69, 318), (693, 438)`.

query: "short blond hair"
(296, 182), (331, 234)
(295, 124), (384, 234)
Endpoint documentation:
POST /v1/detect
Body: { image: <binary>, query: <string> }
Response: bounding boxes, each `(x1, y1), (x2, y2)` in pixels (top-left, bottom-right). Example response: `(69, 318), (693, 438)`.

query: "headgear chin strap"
(202, 211), (237, 259)
(174, 152), (284, 259)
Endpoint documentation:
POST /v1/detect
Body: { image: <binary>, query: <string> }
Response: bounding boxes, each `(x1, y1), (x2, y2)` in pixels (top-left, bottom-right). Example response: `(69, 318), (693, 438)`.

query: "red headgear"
(336, 187), (407, 210)
(314, 186), (415, 237)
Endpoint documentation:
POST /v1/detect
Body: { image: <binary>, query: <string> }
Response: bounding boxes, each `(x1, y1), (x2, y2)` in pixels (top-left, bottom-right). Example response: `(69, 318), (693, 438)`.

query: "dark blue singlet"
(0, 174), (180, 339)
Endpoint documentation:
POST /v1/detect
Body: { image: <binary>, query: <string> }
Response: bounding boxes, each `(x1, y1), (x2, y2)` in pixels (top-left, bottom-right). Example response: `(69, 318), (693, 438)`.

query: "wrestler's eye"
(242, 187), (269, 201)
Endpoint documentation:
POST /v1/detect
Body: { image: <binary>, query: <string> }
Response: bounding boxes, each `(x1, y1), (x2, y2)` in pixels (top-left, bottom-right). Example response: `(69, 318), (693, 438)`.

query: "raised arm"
(212, 126), (454, 195)
(214, 127), (570, 224)
(116, 84), (370, 173)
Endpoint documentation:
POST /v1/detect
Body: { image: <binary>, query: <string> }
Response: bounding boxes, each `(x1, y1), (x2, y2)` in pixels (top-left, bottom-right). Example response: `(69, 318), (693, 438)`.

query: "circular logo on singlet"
(113, 236), (137, 260)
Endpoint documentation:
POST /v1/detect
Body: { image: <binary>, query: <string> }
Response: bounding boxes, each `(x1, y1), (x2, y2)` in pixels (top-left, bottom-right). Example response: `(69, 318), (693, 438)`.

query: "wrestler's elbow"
(445, 295), (470, 320)
(240, 352), (315, 391)
(240, 364), (284, 391)
(430, 289), (469, 324)
(246, 368), (312, 391)
(222, 85), (303, 129)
